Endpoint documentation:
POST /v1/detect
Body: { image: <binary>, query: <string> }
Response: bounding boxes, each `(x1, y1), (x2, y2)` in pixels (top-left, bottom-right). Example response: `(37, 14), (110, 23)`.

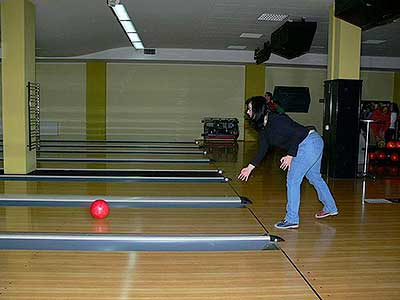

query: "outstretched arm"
(238, 131), (269, 181)
(238, 164), (255, 181)
(280, 155), (293, 171)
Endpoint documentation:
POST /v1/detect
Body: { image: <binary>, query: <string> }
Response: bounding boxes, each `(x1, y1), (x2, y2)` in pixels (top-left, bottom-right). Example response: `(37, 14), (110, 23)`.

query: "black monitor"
(273, 86), (311, 113)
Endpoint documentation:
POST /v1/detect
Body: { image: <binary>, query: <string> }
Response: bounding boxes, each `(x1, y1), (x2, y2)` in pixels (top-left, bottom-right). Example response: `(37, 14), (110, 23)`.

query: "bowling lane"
(36, 153), (206, 160)
(38, 148), (206, 155)
(0, 206), (262, 234)
(0, 181), (236, 197)
(36, 162), (218, 170)
(39, 144), (200, 149)
(0, 251), (316, 300)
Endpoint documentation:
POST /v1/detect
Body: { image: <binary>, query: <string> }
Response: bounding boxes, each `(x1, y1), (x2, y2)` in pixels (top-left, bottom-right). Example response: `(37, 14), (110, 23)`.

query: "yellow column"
(327, 4), (361, 80)
(86, 62), (107, 140)
(244, 65), (265, 141)
(393, 73), (400, 106)
(1, 0), (36, 174)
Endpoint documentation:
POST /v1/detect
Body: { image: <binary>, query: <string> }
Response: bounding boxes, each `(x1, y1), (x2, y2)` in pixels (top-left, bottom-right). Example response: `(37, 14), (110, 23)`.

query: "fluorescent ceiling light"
(132, 42), (144, 50)
(109, 3), (143, 50)
(258, 13), (288, 22)
(362, 39), (386, 44)
(120, 20), (136, 33)
(240, 33), (263, 39)
(227, 45), (247, 50)
(127, 33), (141, 43)
(112, 4), (130, 21)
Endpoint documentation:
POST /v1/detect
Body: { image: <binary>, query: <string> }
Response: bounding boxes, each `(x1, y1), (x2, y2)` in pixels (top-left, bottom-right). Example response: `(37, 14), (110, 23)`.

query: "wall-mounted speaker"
(254, 42), (272, 64)
(271, 21), (317, 59)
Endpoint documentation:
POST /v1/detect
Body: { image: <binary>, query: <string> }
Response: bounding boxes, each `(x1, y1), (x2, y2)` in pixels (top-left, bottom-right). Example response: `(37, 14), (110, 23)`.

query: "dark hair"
(392, 102), (399, 114)
(246, 96), (271, 130)
(265, 92), (273, 98)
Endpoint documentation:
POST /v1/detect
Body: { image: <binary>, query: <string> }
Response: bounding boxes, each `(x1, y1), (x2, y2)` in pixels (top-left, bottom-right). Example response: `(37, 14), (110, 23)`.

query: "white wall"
(0, 62), (395, 142)
(107, 63), (245, 141)
(36, 63), (86, 138)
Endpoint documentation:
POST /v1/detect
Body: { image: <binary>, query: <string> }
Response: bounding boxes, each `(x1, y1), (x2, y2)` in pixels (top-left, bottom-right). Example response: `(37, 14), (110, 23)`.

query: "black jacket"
(250, 113), (309, 166)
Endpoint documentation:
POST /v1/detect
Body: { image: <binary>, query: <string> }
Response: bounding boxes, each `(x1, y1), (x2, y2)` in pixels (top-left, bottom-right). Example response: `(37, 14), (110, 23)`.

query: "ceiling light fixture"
(108, 2), (144, 50)
(120, 20), (136, 33)
(133, 42), (144, 50)
(127, 33), (141, 43)
(227, 45), (247, 50)
(258, 13), (288, 22)
(112, 4), (130, 21)
(362, 39), (386, 44)
(240, 33), (263, 39)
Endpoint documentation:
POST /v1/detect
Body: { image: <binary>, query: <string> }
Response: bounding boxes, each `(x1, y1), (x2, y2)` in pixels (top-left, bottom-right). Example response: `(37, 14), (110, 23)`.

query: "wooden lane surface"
(0, 207), (263, 234)
(39, 145), (200, 149)
(4, 140), (399, 299)
(0, 161), (317, 299)
(36, 153), (206, 159)
(2, 161), (215, 170)
(363, 178), (400, 198)
(0, 181), (236, 197)
(222, 142), (400, 299)
(37, 162), (218, 170)
(252, 203), (400, 300)
(0, 251), (317, 300)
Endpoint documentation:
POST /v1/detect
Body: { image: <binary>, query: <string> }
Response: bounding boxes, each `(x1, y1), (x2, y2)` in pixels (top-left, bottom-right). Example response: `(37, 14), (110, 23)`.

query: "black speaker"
(270, 21), (317, 59)
(335, 0), (400, 31)
(322, 79), (362, 178)
(254, 42), (272, 64)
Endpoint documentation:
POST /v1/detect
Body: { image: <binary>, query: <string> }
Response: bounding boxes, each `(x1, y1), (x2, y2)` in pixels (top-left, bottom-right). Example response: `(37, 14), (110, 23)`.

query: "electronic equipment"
(202, 118), (239, 140)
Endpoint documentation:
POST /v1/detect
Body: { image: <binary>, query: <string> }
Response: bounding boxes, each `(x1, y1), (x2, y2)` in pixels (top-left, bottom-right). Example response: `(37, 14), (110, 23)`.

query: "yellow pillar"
(1, 0), (36, 174)
(393, 73), (400, 106)
(244, 65), (265, 141)
(327, 4), (361, 80)
(86, 62), (107, 140)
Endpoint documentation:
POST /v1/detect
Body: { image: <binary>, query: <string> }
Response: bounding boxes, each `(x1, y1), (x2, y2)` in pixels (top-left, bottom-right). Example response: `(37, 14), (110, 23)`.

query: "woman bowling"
(238, 96), (338, 229)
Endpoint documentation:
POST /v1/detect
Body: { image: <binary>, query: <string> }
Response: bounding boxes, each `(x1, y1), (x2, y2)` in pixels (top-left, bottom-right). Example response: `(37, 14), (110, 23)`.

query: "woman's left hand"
(280, 155), (293, 171)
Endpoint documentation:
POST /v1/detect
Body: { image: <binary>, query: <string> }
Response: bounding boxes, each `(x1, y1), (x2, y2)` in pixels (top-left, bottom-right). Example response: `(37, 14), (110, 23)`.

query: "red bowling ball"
(90, 199), (110, 219)
(389, 166), (399, 176)
(390, 153), (399, 162)
(377, 151), (386, 160)
(368, 152), (377, 160)
(376, 166), (385, 174)
(386, 141), (396, 149)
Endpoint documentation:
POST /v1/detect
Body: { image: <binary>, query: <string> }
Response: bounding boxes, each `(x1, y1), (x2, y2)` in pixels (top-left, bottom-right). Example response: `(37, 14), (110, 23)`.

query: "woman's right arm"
(250, 131), (269, 167)
(238, 131), (269, 181)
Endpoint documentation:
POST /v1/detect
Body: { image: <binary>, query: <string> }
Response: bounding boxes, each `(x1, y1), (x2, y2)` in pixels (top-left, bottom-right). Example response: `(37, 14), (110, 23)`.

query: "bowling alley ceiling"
(1, 0), (400, 58)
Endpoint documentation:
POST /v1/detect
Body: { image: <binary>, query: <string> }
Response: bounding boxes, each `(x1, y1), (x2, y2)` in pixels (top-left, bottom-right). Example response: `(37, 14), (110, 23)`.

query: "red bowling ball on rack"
(390, 153), (400, 162)
(386, 141), (397, 149)
(377, 151), (386, 160)
(90, 199), (110, 219)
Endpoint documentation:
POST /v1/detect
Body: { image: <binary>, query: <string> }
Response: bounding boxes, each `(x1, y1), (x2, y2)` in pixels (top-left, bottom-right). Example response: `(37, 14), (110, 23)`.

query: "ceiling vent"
(144, 48), (156, 55)
(107, 0), (120, 7)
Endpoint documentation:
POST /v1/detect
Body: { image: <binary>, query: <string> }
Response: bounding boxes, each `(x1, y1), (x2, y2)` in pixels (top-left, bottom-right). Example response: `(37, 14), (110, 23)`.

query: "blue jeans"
(285, 132), (338, 224)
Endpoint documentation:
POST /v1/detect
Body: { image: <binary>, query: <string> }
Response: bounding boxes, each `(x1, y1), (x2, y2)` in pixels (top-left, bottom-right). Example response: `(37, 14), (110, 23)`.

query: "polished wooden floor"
(0, 141), (399, 299)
